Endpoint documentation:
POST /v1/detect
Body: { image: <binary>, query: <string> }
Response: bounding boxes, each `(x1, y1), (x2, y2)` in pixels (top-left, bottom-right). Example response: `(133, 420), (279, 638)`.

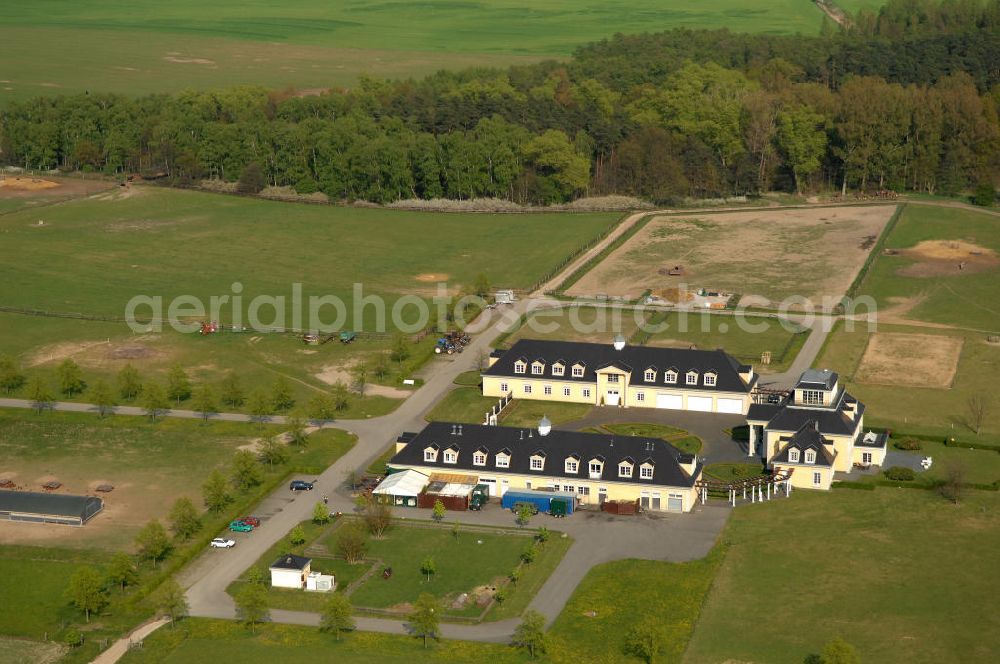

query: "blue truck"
(501, 489), (576, 516)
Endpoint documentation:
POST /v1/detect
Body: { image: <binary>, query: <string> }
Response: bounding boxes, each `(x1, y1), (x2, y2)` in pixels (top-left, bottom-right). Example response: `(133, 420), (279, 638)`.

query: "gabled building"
(483, 338), (757, 415)
(389, 420), (703, 512)
(747, 369), (888, 490)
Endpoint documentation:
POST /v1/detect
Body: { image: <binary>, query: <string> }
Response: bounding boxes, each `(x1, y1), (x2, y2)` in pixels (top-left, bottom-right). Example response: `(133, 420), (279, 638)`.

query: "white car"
(210, 537), (236, 549)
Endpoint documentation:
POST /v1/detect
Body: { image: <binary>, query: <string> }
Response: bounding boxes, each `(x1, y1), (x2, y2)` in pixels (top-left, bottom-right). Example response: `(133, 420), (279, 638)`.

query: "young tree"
(154, 578), (189, 628)
(352, 362), (368, 397)
(330, 382), (350, 412)
(521, 543), (538, 564)
(220, 372), (245, 408)
(967, 394), (990, 435)
(118, 363), (142, 401)
(235, 583), (269, 632)
(0, 354), (26, 394)
(286, 412), (309, 446)
(142, 382), (169, 421)
(512, 609), (547, 658)
(237, 162), (266, 194)
(105, 552), (138, 593)
(420, 556), (436, 582)
(308, 393), (336, 423)
(202, 469), (232, 512)
(313, 501), (330, 524)
(248, 390), (273, 427)
(372, 352), (390, 381)
(336, 523), (368, 563)
(231, 450), (263, 490)
(344, 469), (361, 490)
(258, 437), (289, 468)
(166, 365), (191, 404)
(939, 462), (967, 505)
(319, 592), (355, 641)
(288, 524), (307, 546)
(192, 384), (218, 421)
(57, 358), (86, 396)
(364, 501), (393, 539)
(472, 272), (491, 299)
(509, 566), (522, 587)
(27, 376), (54, 413)
(168, 497), (201, 540)
(408, 593), (441, 648)
(272, 375), (295, 411)
(819, 637), (861, 664)
(66, 567), (108, 623)
(135, 519), (170, 568)
(91, 379), (116, 417)
(390, 334), (410, 365)
(516, 503), (534, 527)
(247, 567), (267, 586)
(432, 499), (446, 522)
(624, 619), (666, 664)
(535, 526), (550, 545)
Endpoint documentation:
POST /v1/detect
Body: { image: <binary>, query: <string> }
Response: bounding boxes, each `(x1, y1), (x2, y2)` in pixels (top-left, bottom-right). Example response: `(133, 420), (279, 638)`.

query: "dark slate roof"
(749, 389), (864, 437)
(389, 421), (700, 488)
(0, 491), (103, 521)
(484, 339), (753, 393)
(772, 423), (835, 467)
(747, 402), (782, 422)
(795, 368), (839, 390)
(270, 554), (311, 570)
(855, 430), (888, 449)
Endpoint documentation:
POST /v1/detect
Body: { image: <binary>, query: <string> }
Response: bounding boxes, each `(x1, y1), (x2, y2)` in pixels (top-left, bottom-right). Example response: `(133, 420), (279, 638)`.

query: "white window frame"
(514, 361), (526, 374)
(686, 371), (698, 385)
(531, 362), (544, 375)
(473, 452), (486, 466)
(588, 461), (603, 479)
(563, 386), (571, 397)
(582, 388), (592, 398)
(862, 452), (873, 464)
(704, 373), (717, 386)
(564, 485), (575, 493)
(640, 464), (654, 479)
(665, 370), (677, 384)
(636, 392), (645, 402)
(444, 450), (457, 464)
(572, 365), (585, 377)
(530, 457), (544, 471)
(499, 382), (508, 393)
(544, 385), (552, 395)
(618, 463), (633, 478)
(423, 449), (437, 462)
(801, 389), (824, 406)
(813, 472), (822, 486)
(552, 364), (565, 377)
(805, 449), (816, 464)
(788, 449), (800, 463)
(523, 384), (532, 395)
(496, 454), (510, 469)
(644, 369), (656, 382)
(607, 374), (620, 384)
(565, 459), (578, 474)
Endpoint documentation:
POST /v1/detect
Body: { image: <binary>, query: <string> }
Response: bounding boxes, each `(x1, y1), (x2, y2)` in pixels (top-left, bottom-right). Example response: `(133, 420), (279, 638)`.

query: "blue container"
(501, 489), (576, 515)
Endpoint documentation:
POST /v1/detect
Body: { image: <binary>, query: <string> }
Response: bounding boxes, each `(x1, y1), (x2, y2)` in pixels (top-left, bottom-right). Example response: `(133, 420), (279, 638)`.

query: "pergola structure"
(695, 468), (794, 507)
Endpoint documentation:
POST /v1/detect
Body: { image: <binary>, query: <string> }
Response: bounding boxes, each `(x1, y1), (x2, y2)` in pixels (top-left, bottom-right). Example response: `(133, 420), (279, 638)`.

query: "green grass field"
(857, 204), (1000, 331)
(0, 1), (835, 102)
(684, 490), (1000, 663)
(816, 320), (1000, 440)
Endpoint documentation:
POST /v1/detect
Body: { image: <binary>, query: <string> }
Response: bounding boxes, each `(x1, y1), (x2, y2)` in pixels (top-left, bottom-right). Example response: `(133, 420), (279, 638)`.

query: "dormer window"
(572, 364), (585, 378)
(788, 449), (800, 463)
(804, 449), (816, 464)
(588, 459), (603, 479)
(801, 389), (824, 406)
(514, 360), (526, 374)
(664, 370), (677, 384)
(565, 457), (579, 474)
(423, 446), (438, 462)
(704, 372), (717, 387)
(473, 450), (487, 466)
(686, 371), (698, 385)
(531, 361), (545, 375)
(618, 462), (633, 478)
(496, 452), (510, 468)
(640, 463), (654, 479)
(552, 363), (565, 377)
(443, 447), (458, 464)
(530, 454), (545, 471)
(644, 368), (657, 382)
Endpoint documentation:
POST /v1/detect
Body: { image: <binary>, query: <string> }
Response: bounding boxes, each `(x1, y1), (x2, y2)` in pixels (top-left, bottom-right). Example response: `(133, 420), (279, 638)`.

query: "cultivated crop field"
(0, 1), (836, 101)
(567, 206), (897, 308)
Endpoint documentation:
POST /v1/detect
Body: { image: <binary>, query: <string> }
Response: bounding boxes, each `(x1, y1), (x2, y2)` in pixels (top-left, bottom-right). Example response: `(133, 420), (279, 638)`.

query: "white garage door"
(717, 398), (743, 414)
(667, 494), (684, 511)
(687, 396), (713, 412)
(655, 393), (682, 409)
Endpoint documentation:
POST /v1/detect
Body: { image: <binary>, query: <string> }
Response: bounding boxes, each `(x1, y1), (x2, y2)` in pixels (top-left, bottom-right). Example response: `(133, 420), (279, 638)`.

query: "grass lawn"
(644, 312), (810, 373)
(872, 439), (1000, 487)
(500, 399), (594, 428)
(547, 551), (724, 664)
(703, 463), (767, 482)
(602, 422), (703, 454)
(453, 371), (483, 387)
(684, 489), (1000, 663)
(501, 305), (649, 348)
(815, 320), (1000, 441)
(425, 387), (499, 424)
(118, 618), (533, 664)
(1, 2), (832, 101)
(857, 204), (1000, 331)
(0, 410), (353, 549)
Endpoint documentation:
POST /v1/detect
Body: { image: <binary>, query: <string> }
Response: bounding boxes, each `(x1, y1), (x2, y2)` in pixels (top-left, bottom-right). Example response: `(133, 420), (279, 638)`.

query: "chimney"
(457, 424), (463, 436)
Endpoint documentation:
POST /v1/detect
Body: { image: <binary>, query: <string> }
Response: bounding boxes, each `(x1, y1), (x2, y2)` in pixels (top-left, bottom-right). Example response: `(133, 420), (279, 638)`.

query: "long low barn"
(0, 491), (104, 526)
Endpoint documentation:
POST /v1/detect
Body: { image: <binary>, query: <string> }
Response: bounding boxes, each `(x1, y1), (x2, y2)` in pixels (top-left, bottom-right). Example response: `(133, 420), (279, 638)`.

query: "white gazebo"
(371, 469), (429, 507)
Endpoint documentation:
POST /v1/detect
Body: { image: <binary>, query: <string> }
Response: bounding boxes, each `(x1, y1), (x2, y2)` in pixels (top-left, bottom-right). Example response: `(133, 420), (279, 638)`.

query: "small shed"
(270, 554), (312, 589)
(372, 469), (429, 507)
(305, 571), (335, 592)
(418, 473), (480, 511)
(0, 491), (104, 526)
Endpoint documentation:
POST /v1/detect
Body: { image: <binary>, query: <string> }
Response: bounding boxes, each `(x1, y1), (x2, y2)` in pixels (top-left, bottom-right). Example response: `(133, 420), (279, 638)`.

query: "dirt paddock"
(0, 174), (114, 199)
(895, 240), (998, 277)
(855, 331), (963, 389)
(566, 205), (897, 308)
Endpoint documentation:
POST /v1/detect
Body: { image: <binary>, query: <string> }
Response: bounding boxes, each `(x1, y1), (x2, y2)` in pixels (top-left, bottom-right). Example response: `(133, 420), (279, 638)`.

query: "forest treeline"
(1, 0), (998, 204)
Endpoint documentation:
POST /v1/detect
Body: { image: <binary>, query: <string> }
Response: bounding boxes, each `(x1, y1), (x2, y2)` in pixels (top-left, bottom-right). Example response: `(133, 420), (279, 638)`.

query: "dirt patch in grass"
(855, 332), (963, 388)
(0, 637), (66, 664)
(0, 177), (58, 191)
(315, 364), (410, 398)
(567, 205), (896, 308)
(415, 272), (449, 282)
(25, 340), (109, 367)
(163, 54), (216, 66)
(0, 174), (113, 200)
(896, 240), (998, 277)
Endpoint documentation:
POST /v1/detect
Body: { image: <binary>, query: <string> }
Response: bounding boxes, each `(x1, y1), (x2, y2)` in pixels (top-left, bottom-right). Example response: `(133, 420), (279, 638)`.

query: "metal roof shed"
(0, 491), (104, 526)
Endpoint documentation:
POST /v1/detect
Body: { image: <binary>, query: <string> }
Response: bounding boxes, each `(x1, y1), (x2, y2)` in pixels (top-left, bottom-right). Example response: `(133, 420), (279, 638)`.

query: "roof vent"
(528, 429), (533, 438)
(451, 424), (457, 435)
(520, 430), (524, 440)
(538, 415), (552, 437)
(613, 334), (626, 351)
(457, 424), (463, 436)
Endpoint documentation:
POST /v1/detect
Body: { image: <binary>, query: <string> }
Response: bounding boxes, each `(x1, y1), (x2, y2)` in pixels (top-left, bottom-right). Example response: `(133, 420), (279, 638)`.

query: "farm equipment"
(339, 331), (357, 344)
(434, 330), (470, 354)
(303, 331), (355, 345)
(200, 321), (219, 335)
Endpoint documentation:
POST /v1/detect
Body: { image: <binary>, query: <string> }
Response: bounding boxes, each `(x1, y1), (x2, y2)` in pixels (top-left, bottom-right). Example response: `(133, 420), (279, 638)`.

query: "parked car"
(229, 520), (254, 532)
(510, 501), (539, 516)
(289, 480), (314, 491)
(239, 516), (261, 527)
(210, 538), (236, 548)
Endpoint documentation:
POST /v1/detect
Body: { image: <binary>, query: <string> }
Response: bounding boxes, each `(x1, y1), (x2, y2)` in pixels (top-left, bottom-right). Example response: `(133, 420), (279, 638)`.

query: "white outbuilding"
(269, 554), (311, 589)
